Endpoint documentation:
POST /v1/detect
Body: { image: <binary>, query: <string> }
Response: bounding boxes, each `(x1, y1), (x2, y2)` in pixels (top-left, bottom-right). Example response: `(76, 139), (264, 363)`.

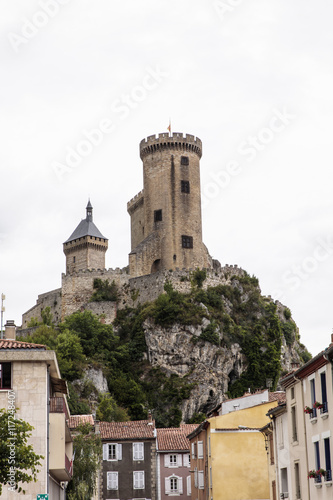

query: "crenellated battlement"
(140, 132), (202, 159)
(127, 189), (144, 214)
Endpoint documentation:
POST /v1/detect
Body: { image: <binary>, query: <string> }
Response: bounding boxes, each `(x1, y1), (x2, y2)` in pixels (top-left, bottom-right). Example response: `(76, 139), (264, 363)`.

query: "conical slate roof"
(64, 201), (107, 243)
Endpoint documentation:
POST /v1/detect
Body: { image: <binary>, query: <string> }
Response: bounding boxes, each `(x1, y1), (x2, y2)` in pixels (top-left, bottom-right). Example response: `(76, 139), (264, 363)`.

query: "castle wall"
(21, 265), (246, 327)
(22, 288), (62, 328)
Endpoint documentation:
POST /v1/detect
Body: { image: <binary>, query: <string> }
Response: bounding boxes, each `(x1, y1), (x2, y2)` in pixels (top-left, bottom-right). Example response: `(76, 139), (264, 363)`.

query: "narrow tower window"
(182, 235), (193, 248)
(181, 156), (189, 165)
(154, 209), (162, 222)
(181, 180), (190, 193)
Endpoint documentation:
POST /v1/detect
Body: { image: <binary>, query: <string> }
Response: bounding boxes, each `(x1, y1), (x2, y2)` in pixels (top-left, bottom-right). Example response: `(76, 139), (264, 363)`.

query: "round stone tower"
(128, 132), (211, 276)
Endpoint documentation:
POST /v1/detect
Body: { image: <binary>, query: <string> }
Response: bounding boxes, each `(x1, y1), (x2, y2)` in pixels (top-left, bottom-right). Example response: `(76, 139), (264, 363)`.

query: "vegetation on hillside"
(19, 271), (311, 426)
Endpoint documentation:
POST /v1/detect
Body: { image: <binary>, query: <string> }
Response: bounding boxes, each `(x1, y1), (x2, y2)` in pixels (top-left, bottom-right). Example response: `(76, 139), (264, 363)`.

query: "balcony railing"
(314, 474), (322, 484)
(65, 453), (73, 478)
(50, 397), (69, 420)
(320, 401), (328, 415)
(325, 469), (332, 482)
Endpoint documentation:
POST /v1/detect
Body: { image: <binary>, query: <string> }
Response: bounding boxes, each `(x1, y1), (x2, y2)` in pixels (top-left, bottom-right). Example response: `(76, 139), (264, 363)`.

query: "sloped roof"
(68, 414), (95, 429)
(0, 339), (46, 350)
(64, 201), (107, 243)
(100, 419), (155, 440)
(157, 424), (199, 451)
(269, 391), (286, 404)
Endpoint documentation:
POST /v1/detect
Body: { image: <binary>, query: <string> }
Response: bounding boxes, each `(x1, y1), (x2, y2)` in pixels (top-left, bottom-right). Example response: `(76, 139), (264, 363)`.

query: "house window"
(107, 471), (118, 490)
(281, 468), (288, 496)
(314, 441), (320, 471)
(154, 209), (162, 222)
(198, 471), (204, 489)
(133, 442), (144, 461)
(73, 256), (76, 263)
(320, 372), (328, 413)
(166, 476), (183, 495)
(181, 156), (189, 165)
(291, 406), (297, 442)
(294, 462), (301, 499)
(133, 471), (144, 489)
(209, 467), (212, 489)
(181, 180), (190, 193)
(103, 443), (122, 461)
(310, 378), (316, 417)
(170, 454), (177, 467)
(324, 438), (332, 481)
(208, 436), (211, 456)
(0, 363), (11, 389)
(291, 387), (295, 400)
(191, 442), (197, 459)
(182, 235), (193, 248)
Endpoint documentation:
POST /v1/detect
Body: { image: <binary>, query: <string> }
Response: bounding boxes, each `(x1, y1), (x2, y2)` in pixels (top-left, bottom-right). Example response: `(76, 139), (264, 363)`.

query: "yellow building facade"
(189, 399), (278, 500)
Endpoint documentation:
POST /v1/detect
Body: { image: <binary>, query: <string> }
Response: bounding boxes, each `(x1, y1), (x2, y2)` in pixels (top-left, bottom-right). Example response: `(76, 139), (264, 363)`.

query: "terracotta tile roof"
(0, 339), (46, 350)
(100, 419), (155, 440)
(157, 425), (199, 451)
(68, 414), (95, 429)
(269, 391), (286, 404)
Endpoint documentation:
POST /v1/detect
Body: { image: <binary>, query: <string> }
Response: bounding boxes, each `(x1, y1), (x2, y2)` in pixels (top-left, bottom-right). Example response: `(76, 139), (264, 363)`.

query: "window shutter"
(133, 442), (144, 460)
(178, 477), (183, 494)
(177, 454), (182, 466)
(134, 471), (139, 488)
(191, 442), (195, 458)
(139, 471), (145, 488)
(183, 454), (190, 467)
(164, 454), (169, 467)
(117, 443), (122, 460)
(198, 441), (204, 459)
(111, 472), (118, 489)
(107, 472), (112, 489)
(198, 471), (204, 489)
(187, 475), (191, 495)
(103, 443), (108, 461)
(165, 477), (171, 494)
(194, 468), (198, 488)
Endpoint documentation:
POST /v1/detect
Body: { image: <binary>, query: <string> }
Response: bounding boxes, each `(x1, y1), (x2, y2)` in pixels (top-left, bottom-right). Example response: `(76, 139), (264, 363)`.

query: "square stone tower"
(128, 132), (211, 276)
(63, 200), (108, 274)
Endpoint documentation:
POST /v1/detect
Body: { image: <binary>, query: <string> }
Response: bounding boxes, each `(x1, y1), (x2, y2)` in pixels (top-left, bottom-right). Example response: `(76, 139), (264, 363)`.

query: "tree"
(0, 409), (43, 494)
(66, 423), (102, 500)
(96, 393), (129, 422)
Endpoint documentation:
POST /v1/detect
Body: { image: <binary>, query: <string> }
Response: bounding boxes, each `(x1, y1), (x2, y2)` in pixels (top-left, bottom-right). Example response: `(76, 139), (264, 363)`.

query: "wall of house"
(0, 360), (48, 499)
(159, 452), (191, 500)
(303, 362), (333, 498)
(102, 439), (156, 500)
(285, 381), (309, 500)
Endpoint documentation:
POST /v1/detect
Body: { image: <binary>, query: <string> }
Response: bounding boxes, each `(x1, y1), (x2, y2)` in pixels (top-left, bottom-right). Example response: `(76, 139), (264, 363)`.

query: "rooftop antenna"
(1, 294), (5, 339)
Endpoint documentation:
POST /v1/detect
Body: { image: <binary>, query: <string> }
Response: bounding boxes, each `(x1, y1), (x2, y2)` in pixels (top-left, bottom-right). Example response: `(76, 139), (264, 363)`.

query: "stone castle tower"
(63, 200), (108, 274)
(127, 132), (212, 276)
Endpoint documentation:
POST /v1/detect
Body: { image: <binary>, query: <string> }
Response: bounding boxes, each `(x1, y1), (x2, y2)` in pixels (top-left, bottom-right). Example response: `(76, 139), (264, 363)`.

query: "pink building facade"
(157, 424), (198, 500)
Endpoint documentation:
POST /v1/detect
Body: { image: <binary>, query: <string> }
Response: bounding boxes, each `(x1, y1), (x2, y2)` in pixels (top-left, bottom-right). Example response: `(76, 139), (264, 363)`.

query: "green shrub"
(90, 279), (119, 302)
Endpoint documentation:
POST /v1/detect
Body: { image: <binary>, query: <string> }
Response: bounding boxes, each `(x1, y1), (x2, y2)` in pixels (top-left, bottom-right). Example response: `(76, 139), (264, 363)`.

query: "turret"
(63, 200), (108, 274)
(128, 133), (211, 276)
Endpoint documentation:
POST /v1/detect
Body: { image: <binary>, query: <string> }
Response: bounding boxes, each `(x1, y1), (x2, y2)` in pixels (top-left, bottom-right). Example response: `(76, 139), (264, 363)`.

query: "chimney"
(148, 410), (153, 424)
(5, 320), (16, 340)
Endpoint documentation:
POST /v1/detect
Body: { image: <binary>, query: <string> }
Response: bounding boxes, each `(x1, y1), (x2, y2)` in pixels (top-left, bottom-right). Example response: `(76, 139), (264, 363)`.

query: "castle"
(22, 132), (242, 328)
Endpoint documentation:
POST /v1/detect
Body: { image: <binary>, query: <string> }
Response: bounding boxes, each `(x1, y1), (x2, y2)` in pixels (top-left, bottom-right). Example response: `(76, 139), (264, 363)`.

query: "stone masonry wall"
(22, 264), (246, 326)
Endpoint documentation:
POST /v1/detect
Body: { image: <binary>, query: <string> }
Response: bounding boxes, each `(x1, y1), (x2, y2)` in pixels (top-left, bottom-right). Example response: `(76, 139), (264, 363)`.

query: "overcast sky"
(1, 0), (333, 357)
